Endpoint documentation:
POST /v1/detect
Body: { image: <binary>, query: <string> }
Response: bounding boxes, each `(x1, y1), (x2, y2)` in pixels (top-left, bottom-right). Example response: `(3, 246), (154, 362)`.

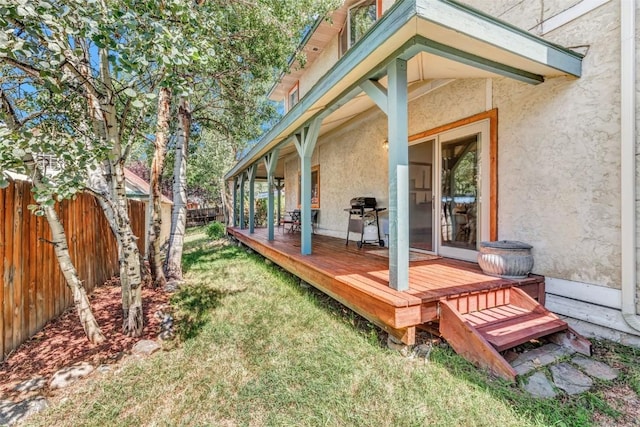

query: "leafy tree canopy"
(0, 0), (339, 201)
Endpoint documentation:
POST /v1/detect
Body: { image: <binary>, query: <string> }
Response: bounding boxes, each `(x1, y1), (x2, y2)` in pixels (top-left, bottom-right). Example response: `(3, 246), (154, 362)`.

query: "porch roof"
(224, 0), (583, 181)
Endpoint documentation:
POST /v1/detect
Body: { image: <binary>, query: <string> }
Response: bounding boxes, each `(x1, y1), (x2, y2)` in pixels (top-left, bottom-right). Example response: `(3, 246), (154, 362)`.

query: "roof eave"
(225, 0), (583, 181)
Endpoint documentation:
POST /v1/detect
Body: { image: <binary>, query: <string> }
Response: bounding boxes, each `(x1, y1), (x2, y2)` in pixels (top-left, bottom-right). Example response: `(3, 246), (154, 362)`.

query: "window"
(287, 82), (299, 112)
(340, 0), (382, 55)
(297, 165), (320, 209)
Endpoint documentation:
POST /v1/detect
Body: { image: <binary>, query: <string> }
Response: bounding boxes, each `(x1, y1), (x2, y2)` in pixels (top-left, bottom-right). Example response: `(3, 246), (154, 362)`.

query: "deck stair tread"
(463, 305), (568, 351)
(439, 286), (588, 381)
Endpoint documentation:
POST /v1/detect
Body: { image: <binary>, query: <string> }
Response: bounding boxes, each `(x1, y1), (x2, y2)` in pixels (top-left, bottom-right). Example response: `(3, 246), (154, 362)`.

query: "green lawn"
(27, 230), (639, 426)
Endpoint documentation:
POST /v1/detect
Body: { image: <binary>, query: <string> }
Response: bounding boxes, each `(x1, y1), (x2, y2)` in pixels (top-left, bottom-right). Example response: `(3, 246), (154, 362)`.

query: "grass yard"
(27, 229), (640, 426)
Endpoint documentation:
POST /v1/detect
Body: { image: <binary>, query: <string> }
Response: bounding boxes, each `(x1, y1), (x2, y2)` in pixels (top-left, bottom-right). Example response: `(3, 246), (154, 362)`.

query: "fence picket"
(0, 180), (146, 361)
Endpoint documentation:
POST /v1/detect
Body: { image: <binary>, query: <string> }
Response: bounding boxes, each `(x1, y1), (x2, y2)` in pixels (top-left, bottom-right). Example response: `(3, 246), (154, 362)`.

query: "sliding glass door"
(409, 119), (490, 261)
(409, 140), (435, 252)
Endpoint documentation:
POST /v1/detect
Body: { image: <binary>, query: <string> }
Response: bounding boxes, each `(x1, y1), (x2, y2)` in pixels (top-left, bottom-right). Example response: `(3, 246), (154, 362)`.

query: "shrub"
(206, 222), (226, 239)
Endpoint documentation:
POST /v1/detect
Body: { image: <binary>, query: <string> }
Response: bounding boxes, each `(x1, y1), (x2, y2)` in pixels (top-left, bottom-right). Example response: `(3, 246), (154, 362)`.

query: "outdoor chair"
(279, 209), (300, 233)
(279, 209), (318, 233)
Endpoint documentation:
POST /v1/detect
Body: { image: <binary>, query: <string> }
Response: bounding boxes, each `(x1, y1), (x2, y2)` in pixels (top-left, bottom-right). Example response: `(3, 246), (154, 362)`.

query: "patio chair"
(279, 209), (300, 233)
(279, 209), (318, 233)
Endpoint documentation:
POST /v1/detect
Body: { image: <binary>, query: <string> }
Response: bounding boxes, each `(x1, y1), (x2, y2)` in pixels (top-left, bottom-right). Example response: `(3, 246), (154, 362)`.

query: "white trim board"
(546, 294), (640, 337)
(533, 0), (611, 35)
(545, 277), (621, 310)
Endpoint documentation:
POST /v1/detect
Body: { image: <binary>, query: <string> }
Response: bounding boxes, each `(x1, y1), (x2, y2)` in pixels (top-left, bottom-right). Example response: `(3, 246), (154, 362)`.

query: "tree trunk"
(79, 40), (144, 337)
(25, 157), (106, 344)
(113, 162), (144, 336)
(165, 98), (191, 283)
(43, 204), (106, 344)
(148, 87), (171, 288)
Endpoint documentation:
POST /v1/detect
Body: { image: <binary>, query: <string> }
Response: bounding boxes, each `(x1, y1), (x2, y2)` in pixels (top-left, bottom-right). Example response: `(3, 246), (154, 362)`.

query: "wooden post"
(263, 148), (280, 241)
(248, 165), (257, 234)
(294, 118), (322, 255)
(387, 59), (409, 291)
(276, 178), (283, 226)
(232, 176), (238, 227)
(239, 172), (246, 230)
(359, 61), (409, 291)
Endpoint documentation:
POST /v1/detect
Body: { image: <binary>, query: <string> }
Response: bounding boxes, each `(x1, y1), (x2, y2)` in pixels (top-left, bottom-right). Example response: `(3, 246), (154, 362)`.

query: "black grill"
(345, 197), (385, 248)
(350, 197), (377, 209)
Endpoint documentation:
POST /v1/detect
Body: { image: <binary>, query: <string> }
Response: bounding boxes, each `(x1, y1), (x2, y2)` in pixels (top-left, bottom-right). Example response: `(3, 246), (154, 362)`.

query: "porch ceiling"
(226, 0), (583, 181)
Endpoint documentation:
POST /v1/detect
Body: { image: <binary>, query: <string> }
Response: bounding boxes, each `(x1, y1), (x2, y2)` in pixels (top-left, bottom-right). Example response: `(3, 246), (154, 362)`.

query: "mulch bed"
(0, 279), (169, 399)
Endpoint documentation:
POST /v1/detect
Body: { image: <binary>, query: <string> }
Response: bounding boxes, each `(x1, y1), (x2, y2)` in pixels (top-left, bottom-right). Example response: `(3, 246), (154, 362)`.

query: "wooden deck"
(228, 227), (545, 345)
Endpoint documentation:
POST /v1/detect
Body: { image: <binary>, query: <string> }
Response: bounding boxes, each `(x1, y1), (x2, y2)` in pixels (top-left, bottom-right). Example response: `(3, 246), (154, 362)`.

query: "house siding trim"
(409, 109), (498, 240)
(431, 0), (583, 76)
(225, 0), (582, 182)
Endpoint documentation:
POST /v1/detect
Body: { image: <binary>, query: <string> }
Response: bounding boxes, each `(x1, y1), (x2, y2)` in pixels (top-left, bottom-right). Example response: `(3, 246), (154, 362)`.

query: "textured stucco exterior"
(280, 0), (631, 293)
(299, 37), (340, 100)
(635, 1), (640, 312)
(316, 108), (389, 238)
(494, 0), (622, 288)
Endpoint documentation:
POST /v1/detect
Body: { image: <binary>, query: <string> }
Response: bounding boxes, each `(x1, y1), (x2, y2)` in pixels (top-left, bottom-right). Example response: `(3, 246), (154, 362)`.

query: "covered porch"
(225, 0), (583, 292)
(228, 226), (545, 346)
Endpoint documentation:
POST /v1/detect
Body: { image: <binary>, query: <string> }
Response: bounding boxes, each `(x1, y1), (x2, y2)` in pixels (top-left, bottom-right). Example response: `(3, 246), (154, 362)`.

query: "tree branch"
(1, 57), (42, 80)
(0, 88), (20, 130)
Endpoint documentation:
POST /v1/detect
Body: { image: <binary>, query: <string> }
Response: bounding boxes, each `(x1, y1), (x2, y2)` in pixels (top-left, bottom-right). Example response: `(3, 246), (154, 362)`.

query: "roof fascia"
(267, 13), (327, 99)
(420, 0), (583, 76)
(225, 0), (417, 180)
(226, 0), (584, 180)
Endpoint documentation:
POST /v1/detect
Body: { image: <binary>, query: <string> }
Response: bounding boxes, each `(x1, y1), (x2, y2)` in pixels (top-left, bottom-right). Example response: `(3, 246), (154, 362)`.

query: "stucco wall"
(462, 0), (581, 32)
(316, 108), (389, 237)
(299, 34), (340, 99)
(494, 0), (621, 288)
(635, 1), (640, 311)
(282, 0), (630, 292)
(408, 79), (486, 135)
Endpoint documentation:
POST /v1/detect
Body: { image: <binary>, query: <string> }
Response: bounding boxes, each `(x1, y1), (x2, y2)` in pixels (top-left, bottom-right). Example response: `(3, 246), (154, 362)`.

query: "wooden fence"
(186, 207), (224, 227)
(0, 179), (146, 361)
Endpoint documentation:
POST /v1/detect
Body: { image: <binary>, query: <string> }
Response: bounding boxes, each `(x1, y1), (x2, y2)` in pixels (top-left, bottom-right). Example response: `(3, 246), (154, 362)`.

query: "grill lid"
(350, 197), (377, 208)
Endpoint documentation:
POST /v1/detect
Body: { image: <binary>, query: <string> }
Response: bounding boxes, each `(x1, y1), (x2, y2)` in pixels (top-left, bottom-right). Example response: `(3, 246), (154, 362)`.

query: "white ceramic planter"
(477, 241), (534, 279)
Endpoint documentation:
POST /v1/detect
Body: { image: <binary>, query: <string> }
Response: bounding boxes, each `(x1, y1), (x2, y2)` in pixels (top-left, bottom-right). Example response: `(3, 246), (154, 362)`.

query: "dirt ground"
(0, 279), (169, 399)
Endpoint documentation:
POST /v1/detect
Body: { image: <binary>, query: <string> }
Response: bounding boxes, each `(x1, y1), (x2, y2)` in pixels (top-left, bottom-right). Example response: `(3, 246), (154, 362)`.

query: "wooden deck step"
(464, 306), (568, 352)
(439, 286), (587, 381)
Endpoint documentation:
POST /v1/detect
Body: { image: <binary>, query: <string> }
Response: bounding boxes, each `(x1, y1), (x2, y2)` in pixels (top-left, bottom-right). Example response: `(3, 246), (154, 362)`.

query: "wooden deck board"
(228, 227), (545, 340)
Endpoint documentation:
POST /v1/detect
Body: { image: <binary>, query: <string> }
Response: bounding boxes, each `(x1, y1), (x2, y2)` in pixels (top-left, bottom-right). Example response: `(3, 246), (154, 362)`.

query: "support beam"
(263, 149), (281, 241)
(387, 59), (409, 291)
(360, 79), (388, 114)
(232, 177), (238, 227)
(247, 164), (257, 233)
(239, 172), (246, 229)
(294, 118), (322, 255)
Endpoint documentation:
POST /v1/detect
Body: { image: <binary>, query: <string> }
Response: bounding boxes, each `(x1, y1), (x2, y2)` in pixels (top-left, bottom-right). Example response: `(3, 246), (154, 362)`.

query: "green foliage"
(0, 0), (340, 209)
(206, 222), (226, 240)
(26, 232), (633, 427)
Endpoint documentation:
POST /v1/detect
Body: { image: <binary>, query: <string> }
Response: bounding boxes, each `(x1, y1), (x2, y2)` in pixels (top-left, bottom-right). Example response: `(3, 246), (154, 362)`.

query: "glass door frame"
(407, 138), (436, 254)
(434, 119), (491, 262)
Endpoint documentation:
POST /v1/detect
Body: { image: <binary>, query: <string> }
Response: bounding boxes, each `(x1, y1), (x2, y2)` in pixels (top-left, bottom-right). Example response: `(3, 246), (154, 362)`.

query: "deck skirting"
(228, 227), (544, 344)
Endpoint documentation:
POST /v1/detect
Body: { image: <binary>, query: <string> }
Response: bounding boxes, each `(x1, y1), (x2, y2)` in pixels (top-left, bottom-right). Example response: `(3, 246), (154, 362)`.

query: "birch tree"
(156, 0), (340, 284)
(0, 0), (170, 336)
(0, 94), (106, 344)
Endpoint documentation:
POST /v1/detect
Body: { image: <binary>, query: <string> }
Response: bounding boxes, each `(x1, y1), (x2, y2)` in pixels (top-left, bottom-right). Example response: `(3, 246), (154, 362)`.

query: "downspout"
(621, 0), (640, 331)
